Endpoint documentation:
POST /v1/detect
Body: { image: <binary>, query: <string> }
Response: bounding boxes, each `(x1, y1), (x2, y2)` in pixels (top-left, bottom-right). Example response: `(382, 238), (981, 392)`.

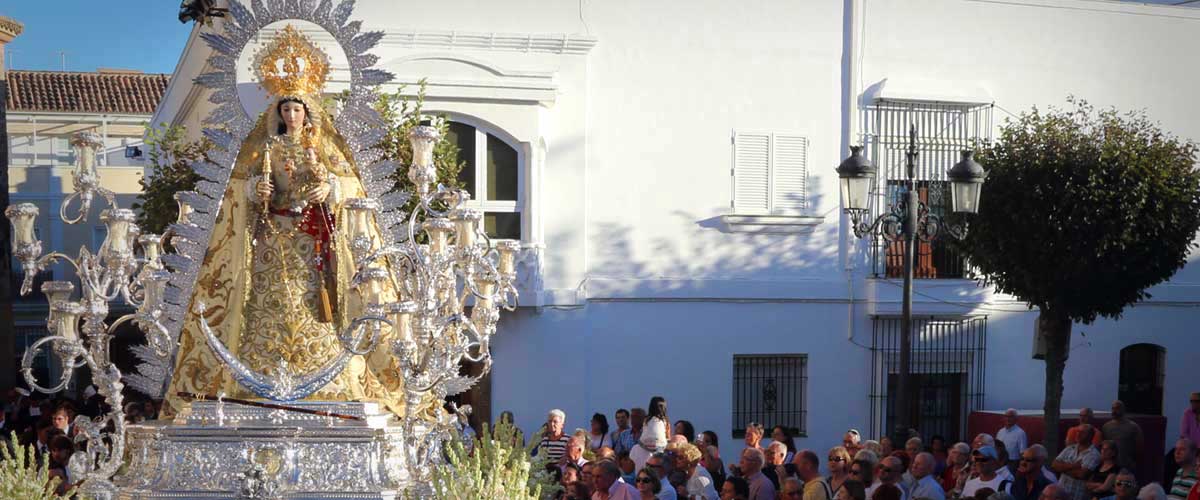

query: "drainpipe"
(843, 0), (864, 340)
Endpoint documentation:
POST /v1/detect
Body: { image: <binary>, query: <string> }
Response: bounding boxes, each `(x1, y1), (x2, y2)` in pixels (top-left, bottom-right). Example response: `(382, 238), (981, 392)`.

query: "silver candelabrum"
(5, 131), (174, 500)
(363, 123), (521, 488)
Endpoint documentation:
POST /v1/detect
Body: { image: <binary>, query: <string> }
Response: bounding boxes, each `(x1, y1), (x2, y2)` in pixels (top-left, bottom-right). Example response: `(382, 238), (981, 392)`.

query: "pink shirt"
(593, 477), (639, 500)
(1182, 408), (1200, 447)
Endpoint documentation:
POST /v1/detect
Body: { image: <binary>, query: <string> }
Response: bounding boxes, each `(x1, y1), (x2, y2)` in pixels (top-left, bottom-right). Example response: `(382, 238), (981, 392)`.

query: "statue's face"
(279, 101), (306, 132)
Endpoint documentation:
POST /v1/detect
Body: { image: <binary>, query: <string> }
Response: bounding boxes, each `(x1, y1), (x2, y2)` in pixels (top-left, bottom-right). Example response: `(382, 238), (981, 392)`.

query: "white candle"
(424, 219), (453, 256)
(387, 301), (416, 342)
(100, 209), (137, 258)
(5, 203), (39, 247)
(408, 126), (439, 168)
(52, 302), (84, 342)
(174, 192), (194, 225)
(451, 209), (481, 248)
(496, 240), (520, 276)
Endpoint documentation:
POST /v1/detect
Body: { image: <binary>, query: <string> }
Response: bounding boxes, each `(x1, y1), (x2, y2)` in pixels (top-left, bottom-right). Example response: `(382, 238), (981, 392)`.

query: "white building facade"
(151, 0), (1200, 463)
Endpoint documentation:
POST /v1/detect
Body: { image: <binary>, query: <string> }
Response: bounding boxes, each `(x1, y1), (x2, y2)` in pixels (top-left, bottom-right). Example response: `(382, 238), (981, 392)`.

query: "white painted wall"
(149, 0), (1200, 465)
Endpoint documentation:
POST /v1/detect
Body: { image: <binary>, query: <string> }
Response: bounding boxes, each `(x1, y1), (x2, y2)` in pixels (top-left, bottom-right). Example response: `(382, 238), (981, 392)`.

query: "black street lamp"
(837, 125), (986, 443)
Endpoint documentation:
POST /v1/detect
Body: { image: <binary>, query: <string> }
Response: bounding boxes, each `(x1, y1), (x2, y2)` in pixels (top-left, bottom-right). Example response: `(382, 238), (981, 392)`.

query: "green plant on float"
(0, 432), (74, 500)
(950, 96), (1200, 457)
(422, 421), (561, 500)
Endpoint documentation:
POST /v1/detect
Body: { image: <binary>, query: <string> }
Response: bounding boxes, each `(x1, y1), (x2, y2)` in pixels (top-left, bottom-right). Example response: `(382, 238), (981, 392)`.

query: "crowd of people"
(0, 386), (162, 495)
(522, 394), (1200, 500)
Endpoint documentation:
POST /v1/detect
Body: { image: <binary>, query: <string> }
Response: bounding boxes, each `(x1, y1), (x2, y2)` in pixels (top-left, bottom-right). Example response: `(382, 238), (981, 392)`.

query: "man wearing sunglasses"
(869, 456), (909, 500)
(1100, 470), (1138, 500)
(1012, 447), (1054, 500)
(963, 446), (1012, 498)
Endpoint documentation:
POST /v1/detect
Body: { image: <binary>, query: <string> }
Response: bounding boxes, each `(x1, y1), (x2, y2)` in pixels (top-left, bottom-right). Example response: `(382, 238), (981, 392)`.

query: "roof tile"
(6, 70), (170, 115)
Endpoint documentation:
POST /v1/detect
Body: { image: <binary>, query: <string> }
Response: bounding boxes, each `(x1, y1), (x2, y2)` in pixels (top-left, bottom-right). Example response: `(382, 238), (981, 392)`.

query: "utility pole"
(0, 15), (25, 392)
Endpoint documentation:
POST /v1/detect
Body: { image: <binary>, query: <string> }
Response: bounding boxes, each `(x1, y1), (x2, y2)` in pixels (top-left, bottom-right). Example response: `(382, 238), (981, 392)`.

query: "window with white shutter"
(731, 131), (810, 215)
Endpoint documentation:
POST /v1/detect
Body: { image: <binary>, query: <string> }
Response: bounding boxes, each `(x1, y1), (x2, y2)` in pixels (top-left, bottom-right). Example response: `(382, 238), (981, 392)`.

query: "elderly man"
(846, 430), (864, 457)
(1042, 484), (1070, 500)
(870, 456), (910, 500)
(1102, 401), (1144, 472)
(975, 433), (997, 450)
(795, 450), (832, 500)
(1168, 438), (1197, 500)
(1101, 469), (1139, 500)
(943, 442), (971, 495)
(562, 436), (590, 470)
(1052, 425), (1100, 500)
(1013, 446), (1054, 500)
(911, 452), (946, 500)
(964, 446), (1012, 497)
(1067, 408), (1102, 447)
(539, 409), (572, 461)
(645, 452), (677, 500)
(1026, 444), (1058, 484)
(615, 408), (645, 457)
(997, 409), (1029, 462)
(764, 441), (793, 489)
(781, 477), (804, 500)
(592, 459), (639, 500)
(740, 447), (776, 500)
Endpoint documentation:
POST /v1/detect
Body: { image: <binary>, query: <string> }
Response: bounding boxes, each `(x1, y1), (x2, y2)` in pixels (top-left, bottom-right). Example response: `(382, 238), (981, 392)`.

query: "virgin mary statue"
(165, 25), (404, 416)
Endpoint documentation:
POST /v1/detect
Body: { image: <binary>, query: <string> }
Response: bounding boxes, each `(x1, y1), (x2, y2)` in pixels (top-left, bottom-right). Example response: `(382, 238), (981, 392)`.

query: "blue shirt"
(614, 428), (639, 456)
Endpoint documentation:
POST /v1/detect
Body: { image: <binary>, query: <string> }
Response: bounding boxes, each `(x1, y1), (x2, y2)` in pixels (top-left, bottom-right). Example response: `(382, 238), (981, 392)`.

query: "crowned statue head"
(251, 24), (331, 138)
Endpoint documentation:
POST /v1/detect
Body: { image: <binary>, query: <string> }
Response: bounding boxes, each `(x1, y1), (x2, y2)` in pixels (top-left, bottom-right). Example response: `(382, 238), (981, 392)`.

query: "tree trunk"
(1040, 308), (1072, 458)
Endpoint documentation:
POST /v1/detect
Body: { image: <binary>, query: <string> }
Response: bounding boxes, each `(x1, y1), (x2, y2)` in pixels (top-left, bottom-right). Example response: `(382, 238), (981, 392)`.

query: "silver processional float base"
(113, 401), (413, 499)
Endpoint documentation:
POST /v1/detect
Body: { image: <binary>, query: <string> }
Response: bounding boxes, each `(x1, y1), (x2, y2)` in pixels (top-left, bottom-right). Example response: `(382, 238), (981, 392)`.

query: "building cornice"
(298, 28), (598, 55)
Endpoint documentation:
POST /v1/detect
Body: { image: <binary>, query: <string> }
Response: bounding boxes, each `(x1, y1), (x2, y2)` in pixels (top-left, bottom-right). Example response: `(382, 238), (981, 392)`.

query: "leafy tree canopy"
(956, 97), (1200, 323)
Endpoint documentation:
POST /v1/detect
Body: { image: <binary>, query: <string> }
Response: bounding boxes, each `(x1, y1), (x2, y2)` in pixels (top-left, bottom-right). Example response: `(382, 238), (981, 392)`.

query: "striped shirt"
(538, 434), (571, 462)
(1170, 468), (1198, 500)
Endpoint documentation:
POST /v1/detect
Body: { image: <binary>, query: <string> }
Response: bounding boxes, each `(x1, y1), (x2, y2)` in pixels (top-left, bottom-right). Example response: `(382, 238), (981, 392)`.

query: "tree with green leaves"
(955, 98), (1200, 455)
(373, 79), (465, 209)
(132, 123), (210, 236)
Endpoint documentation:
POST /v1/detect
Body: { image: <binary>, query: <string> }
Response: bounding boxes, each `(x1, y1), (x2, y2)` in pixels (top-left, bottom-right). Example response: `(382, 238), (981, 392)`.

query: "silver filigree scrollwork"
(5, 130), (178, 500)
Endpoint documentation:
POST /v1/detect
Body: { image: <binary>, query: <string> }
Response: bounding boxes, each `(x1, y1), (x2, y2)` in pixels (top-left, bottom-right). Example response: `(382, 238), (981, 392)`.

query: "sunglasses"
(1117, 481), (1137, 488)
(850, 470), (863, 476)
(637, 477), (655, 484)
(973, 457), (992, 463)
(829, 457), (846, 462)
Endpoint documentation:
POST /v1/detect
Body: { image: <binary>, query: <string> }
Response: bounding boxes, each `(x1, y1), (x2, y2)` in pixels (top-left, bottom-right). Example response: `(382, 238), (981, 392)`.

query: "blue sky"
(1, 0), (191, 74)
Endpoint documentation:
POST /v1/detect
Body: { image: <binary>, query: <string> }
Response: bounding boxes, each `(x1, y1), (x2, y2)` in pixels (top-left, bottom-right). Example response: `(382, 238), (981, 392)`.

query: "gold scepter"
(261, 143), (272, 215)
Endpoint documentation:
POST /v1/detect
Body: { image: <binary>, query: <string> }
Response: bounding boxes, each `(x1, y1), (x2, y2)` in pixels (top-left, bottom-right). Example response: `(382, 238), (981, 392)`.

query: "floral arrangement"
(0, 433), (73, 500)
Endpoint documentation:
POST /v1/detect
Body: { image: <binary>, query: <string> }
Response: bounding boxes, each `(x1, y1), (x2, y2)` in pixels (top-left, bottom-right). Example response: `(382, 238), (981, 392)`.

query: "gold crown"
(252, 25), (330, 97)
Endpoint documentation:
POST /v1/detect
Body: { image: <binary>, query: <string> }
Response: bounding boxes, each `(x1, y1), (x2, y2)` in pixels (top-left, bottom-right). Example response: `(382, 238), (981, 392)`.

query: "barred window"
(861, 100), (992, 279)
(732, 354), (807, 438)
(868, 316), (987, 442)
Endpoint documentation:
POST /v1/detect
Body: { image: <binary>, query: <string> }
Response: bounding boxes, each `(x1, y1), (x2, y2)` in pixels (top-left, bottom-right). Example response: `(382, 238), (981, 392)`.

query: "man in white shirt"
(997, 409), (1029, 462)
(593, 460), (639, 500)
(963, 446), (1012, 497)
(911, 452), (947, 500)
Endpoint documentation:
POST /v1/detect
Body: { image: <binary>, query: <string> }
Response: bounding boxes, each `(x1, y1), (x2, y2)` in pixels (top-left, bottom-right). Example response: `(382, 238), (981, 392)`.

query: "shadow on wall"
(577, 182), (843, 297)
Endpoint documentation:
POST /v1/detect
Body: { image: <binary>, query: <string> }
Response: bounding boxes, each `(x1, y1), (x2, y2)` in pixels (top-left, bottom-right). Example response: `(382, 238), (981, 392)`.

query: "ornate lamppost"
(837, 125), (986, 443)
